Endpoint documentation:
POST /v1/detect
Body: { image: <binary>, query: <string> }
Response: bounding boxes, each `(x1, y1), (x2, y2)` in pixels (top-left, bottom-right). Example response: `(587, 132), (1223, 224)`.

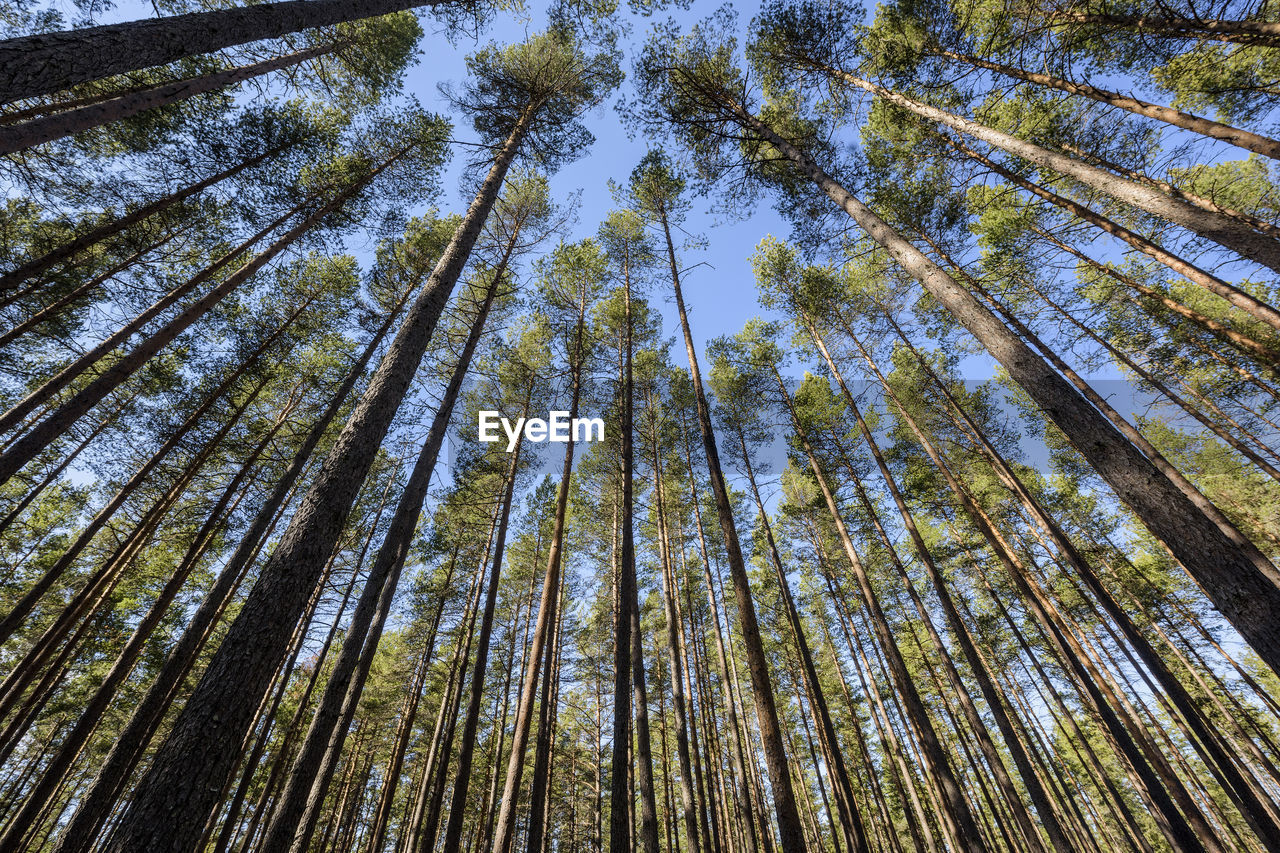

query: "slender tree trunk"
(0, 44), (335, 155)
(730, 102), (1280, 675)
(772, 370), (989, 853)
(1027, 222), (1280, 367)
(98, 109), (531, 853)
(440, 385), (530, 852)
(830, 69), (1280, 272)
(0, 395), (292, 850)
(0, 160), (379, 482)
(800, 312), (1072, 851)
(0, 0), (457, 102)
(258, 268), (507, 853)
(0, 140), (289, 292)
(488, 290), (587, 853)
(951, 137), (1280, 333)
(933, 48), (1280, 159)
(48, 289), (403, 853)
(1051, 12), (1280, 47)
(660, 200), (808, 853)
(728, 422), (870, 853)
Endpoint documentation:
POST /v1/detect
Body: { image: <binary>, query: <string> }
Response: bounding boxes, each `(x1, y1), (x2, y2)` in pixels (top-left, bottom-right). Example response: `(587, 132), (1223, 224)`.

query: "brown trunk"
(773, 370), (989, 853)
(259, 267), (506, 853)
(0, 394), (291, 849)
(1028, 223), (1280, 367)
(0, 44), (335, 155)
(0, 160), (378, 481)
(1052, 12), (1280, 47)
(935, 49), (1280, 160)
(49, 289), (403, 853)
(662, 201), (808, 853)
(730, 101), (1280, 675)
(0, 141), (289, 292)
(0, 0), (455, 102)
(836, 70), (1280, 272)
(488, 286), (587, 853)
(952, 137), (1280, 332)
(440, 384), (530, 852)
(98, 110), (529, 853)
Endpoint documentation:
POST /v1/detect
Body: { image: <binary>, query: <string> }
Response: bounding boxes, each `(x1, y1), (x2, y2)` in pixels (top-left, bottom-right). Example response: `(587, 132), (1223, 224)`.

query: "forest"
(2, 0), (1280, 850)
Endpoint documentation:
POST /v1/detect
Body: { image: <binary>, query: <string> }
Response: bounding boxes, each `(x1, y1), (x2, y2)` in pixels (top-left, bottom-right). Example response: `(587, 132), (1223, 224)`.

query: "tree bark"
(934, 49), (1280, 160)
(0, 0), (455, 103)
(728, 101), (1280, 677)
(97, 109), (528, 853)
(661, 200), (808, 853)
(0, 44), (334, 156)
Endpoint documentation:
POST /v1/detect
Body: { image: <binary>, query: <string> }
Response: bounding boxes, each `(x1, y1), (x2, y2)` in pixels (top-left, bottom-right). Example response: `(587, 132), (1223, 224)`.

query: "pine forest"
(4, 0), (1280, 850)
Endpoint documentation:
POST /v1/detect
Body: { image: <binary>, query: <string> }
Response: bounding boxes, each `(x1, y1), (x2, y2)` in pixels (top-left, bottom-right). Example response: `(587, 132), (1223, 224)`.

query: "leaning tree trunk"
(97, 108), (531, 853)
(0, 43), (335, 155)
(774, 372), (990, 853)
(48, 290), (405, 853)
(932, 49), (1280, 160)
(802, 313), (1072, 851)
(488, 300), (587, 853)
(0, 0), (456, 103)
(1051, 12), (1280, 48)
(879, 312), (1280, 850)
(0, 138), (293, 293)
(661, 200), (809, 853)
(729, 102), (1280, 678)
(255, 232), (509, 853)
(829, 70), (1280, 274)
(729, 420), (871, 853)
(0, 155), (382, 484)
(948, 137), (1280, 334)
(0, 393), (294, 851)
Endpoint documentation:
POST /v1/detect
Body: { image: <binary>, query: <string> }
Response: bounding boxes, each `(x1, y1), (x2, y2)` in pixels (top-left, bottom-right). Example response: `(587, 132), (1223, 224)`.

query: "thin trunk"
(772, 369), (988, 853)
(731, 101), (1280, 675)
(661, 199), (808, 853)
(0, 0), (457, 102)
(0, 141), (289, 292)
(950, 136), (1280, 332)
(259, 268), (506, 853)
(50, 288), (403, 853)
(488, 283), (587, 853)
(0, 162), (375, 481)
(440, 384), (530, 853)
(0, 44), (335, 155)
(934, 48), (1280, 159)
(99, 108), (531, 853)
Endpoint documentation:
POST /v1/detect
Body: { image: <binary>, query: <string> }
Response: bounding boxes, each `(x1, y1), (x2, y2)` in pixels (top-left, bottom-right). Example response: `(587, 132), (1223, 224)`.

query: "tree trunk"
(836, 70), (1280, 273)
(258, 267), (506, 853)
(488, 289), (587, 853)
(1051, 12), (1280, 48)
(0, 0), (456, 102)
(773, 371), (989, 853)
(950, 137), (1280, 333)
(48, 289), (403, 853)
(440, 385), (530, 853)
(0, 44), (335, 155)
(0, 140), (290, 292)
(661, 201), (808, 853)
(732, 102), (1280, 676)
(0, 394), (292, 850)
(97, 109), (530, 853)
(934, 48), (1280, 160)
(0, 158), (380, 483)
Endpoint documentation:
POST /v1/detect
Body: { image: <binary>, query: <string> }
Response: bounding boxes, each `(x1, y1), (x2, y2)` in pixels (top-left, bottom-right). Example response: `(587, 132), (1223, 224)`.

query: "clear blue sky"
(402, 0), (808, 369)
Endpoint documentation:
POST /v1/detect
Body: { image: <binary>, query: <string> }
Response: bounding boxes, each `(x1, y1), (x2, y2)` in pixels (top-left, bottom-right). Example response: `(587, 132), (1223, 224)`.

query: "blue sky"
(402, 0), (808, 369)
